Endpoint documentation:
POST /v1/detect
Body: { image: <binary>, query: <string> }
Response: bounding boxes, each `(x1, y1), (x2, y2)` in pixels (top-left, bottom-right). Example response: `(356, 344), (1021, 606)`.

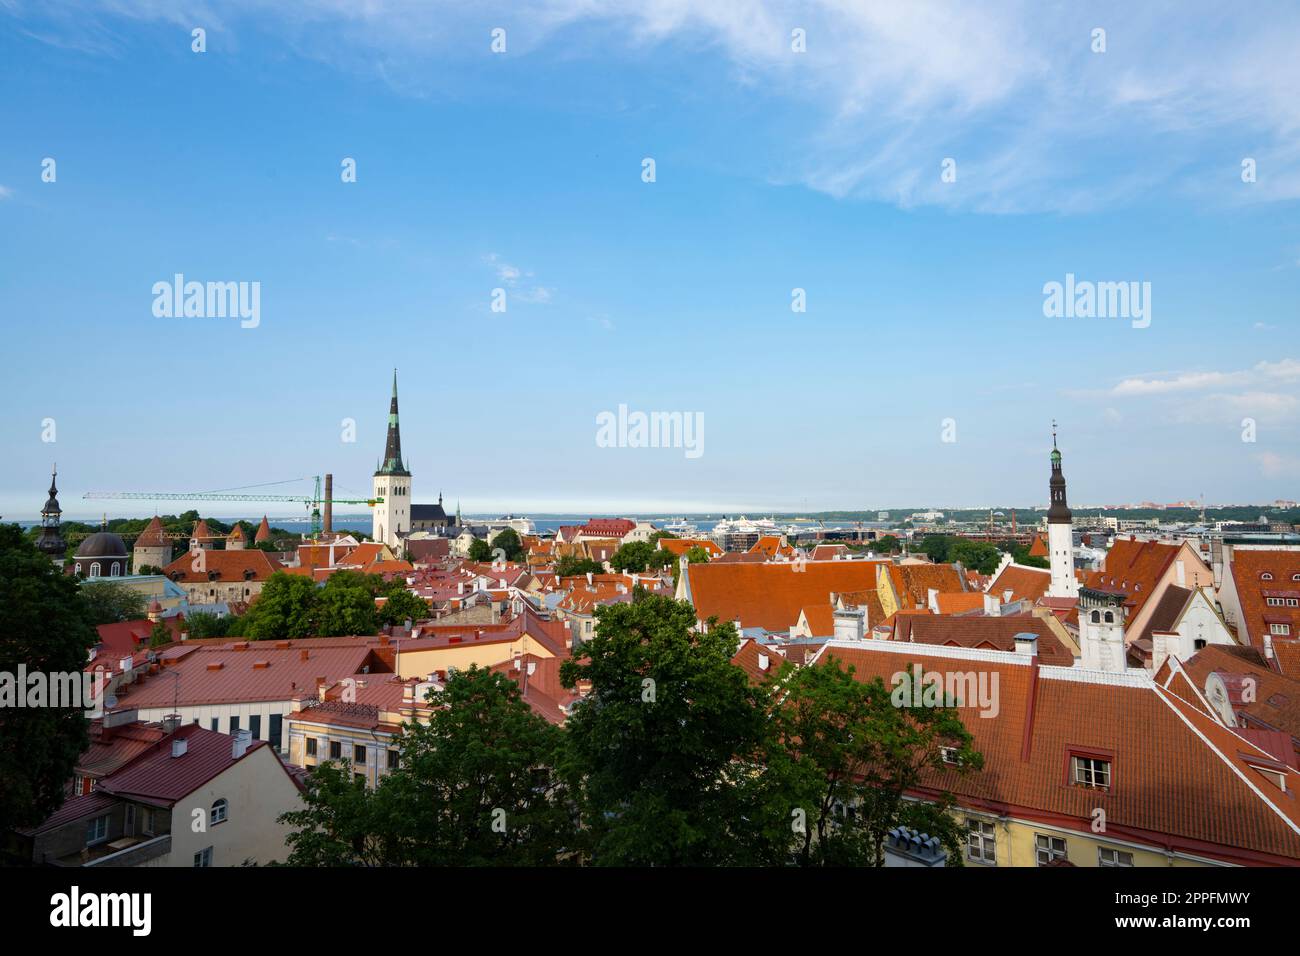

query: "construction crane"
(84, 475), (382, 539)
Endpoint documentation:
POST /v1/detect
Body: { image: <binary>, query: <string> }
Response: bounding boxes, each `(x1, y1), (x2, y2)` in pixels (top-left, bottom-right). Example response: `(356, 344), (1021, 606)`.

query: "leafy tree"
(490, 528), (525, 562)
(312, 581), (377, 636)
(559, 593), (786, 865)
(239, 572), (321, 640)
(184, 610), (233, 639)
(0, 525), (99, 831)
(135, 564), (164, 576)
(279, 667), (577, 865)
(773, 658), (982, 866)
(950, 539), (1001, 575)
(872, 534), (901, 554)
(148, 620), (173, 648)
(554, 555), (603, 578)
(78, 580), (147, 625)
(647, 530), (678, 549)
(609, 540), (664, 573)
(467, 538), (493, 562)
(377, 587), (429, 627)
(918, 534), (953, 564)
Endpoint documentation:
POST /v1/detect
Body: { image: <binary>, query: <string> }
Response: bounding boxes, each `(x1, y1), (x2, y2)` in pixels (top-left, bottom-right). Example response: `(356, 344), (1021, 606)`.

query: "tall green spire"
(375, 369), (410, 477)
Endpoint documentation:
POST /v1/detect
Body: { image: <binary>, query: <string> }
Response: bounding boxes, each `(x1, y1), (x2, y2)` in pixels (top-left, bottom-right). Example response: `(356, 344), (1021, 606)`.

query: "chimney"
(585, 571), (593, 586)
(171, 737), (188, 758)
(231, 728), (252, 759)
(1013, 633), (1039, 657)
(757, 652), (770, 671)
(834, 607), (866, 642)
(324, 473), (333, 534)
(982, 592), (1002, 616)
(1002, 589), (1013, 604)
(300, 649), (309, 662)
(161, 713), (181, 735)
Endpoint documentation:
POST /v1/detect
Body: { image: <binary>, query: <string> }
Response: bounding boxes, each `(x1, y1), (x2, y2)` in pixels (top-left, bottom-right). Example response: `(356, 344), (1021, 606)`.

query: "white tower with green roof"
(372, 370), (412, 549)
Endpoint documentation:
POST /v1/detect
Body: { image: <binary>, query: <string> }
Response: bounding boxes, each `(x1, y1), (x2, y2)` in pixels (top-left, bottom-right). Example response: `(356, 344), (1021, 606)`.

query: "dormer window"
(1292, 574), (1300, 582)
(1070, 753), (1112, 790)
(1261, 572), (1274, 581)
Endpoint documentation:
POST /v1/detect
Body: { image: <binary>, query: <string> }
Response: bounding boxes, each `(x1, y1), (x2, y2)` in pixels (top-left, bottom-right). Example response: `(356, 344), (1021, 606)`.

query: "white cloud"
(1111, 359), (1300, 396)
(18, 0), (1300, 213)
(0, 185), (12, 200)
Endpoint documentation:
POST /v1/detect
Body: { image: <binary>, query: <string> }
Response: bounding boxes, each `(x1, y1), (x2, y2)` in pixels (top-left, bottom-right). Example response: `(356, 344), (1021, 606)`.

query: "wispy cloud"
(482, 252), (553, 304)
(0, 185), (12, 200)
(13, 1), (1300, 213)
(1111, 360), (1300, 396)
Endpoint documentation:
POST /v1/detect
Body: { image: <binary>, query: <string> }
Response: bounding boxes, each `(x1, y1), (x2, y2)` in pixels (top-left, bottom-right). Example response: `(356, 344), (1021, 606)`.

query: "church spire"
(37, 465), (66, 558)
(375, 368), (410, 477)
(1047, 420), (1071, 524)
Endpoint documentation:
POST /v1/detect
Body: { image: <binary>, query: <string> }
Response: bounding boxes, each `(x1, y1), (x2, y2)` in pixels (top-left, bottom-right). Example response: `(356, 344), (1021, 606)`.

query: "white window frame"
(1035, 834), (1068, 866)
(967, 819), (996, 865)
(194, 846), (213, 867)
(86, 815), (109, 846)
(1071, 755), (1111, 790)
(1098, 847), (1134, 867)
(210, 798), (228, 826)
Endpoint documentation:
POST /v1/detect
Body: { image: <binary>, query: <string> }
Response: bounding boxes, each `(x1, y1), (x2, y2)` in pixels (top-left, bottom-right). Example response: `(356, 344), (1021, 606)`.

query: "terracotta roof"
(1135, 584), (1193, 644)
(1228, 550), (1300, 651)
(1085, 538), (1183, 621)
(799, 604), (836, 638)
(162, 548), (278, 584)
(833, 589), (886, 627)
(581, 518), (636, 536)
(114, 641), (390, 708)
(1274, 639), (1300, 679)
(887, 564), (965, 609)
(658, 538), (724, 558)
(254, 516), (272, 543)
(134, 516), (168, 548)
(683, 560), (888, 633)
(1028, 534), (1049, 558)
(748, 535), (793, 558)
(227, 525), (246, 543)
(77, 720), (168, 778)
(192, 519), (212, 540)
(1176, 644), (1300, 752)
(93, 724), (274, 805)
(891, 614), (1074, 666)
(817, 641), (1300, 864)
(731, 638), (786, 684)
(988, 563), (1051, 604)
(488, 654), (582, 725)
(934, 592), (986, 615)
(810, 544), (850, 561)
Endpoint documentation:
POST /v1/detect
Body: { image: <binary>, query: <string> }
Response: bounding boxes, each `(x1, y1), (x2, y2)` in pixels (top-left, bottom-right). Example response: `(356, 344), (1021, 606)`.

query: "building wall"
(135, 701), (291, 754)
(155, 744), (301, 867)
(287, 719), (400, 789)
(393, 634), (558, 679)
(180, 579), (266, 606)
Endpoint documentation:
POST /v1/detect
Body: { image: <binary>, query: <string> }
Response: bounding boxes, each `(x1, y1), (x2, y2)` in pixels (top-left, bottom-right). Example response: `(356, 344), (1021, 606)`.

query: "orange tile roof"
(891, 614), (1074, 666)
(658, 538), (724, 558)
(1085, 538), (1182, 621)
(988, 563), (1051, 604)
(731, 638), (786, 684)
(134, 516), (168, 548)
(799, 604), (836, 638)
(254, 515), (272, 543)
(934, 592), (986, 615)
(1176, 644), (1300, 752)
(748, 535), (794, 558)
(888, 563), (965, 608)
(684, 561), (887, 632)
(1028, 534), (1049, 558)
(162, 548), (279, 584)
(1228, 550), (1300, 651)
(833, 589), (886, 627)
(818, 642), (1300, 864)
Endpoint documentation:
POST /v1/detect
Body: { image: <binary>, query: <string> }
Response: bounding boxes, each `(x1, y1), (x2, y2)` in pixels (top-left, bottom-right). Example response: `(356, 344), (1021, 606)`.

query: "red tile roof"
(891, 614), (1074, 666)
(987, 563), (1051, 604)
(162, 548), (278, 584)
(135, 516), (168, 548)
(731, 638), (786, 684)
(683, 560), (887, 632)
(658, 538), (724, 558)
(254, 516), (272, 543)
(1228, 550), (1300, 651)
(816, 641), (1300, 864)
(93, 724), (275, 805)
(1085, 538), (1183, 622)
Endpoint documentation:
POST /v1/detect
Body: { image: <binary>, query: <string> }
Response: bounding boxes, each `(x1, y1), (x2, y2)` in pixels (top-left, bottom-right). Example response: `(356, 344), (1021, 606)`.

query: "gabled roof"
(93, 724), (272, 807)
(683, 560), (887, 632)
(1176, 644), (1300, 749)
(134, 516), (169, 549)
(162, 548), (278, 584)
(1228, 550), (1300, 651)
(887, 563), (965, 608)
(890, 614), (1074, 666)
(731, 638), (786, 684)
(987, 563), (1051, 604)
(814, 641), (1300, 864)
(1085, 538), (1183, 621)
(658, 537), (724, 558)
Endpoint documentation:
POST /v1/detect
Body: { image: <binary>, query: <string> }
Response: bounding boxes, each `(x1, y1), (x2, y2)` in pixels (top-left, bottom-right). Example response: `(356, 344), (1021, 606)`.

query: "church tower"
(36, 466), (66, 560)
(1046, 424), (1078, 598)
(372, 370), (411, 550)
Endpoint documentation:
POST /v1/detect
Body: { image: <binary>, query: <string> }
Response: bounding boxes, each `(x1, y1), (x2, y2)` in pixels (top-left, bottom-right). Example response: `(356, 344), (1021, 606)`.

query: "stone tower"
(372, 370), (411, 550)
(1046, 424), (1078, 598)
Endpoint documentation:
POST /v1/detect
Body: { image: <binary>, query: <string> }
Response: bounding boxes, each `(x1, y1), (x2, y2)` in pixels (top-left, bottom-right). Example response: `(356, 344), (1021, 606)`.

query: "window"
(1035, 834), (1068, 866)
(1271, 623), (1292, 636)
(142, 808), (155, 836)
(329, 740), (342, 760)
(354, 745), (367, 765)
(967, 820), (996, 864)
(1103, 611), (1114, 624)
(1098, 847), (1134, 867)
(306, 737), (318, 757)
(387, 750), (399, 770)
(86, 815), (109, 846)
(210, 798), (228, 826)
(249, 714), (261, 740)
(194, 846), (213, 867)
(210, 717), (218, 732)
(229, 716), (240, 734)
(940, 746), (961, 765)
(125, 804), (135, 834)
(269, 714), (283, 752)
(1090, 610), (1100, 623)
(90, 562), (101, 577)
(1261, 572), (1274, 581)
(1071, 755), (1111, 790)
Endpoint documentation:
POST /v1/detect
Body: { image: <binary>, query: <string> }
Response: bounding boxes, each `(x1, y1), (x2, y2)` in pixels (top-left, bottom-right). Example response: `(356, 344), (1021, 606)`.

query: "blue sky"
(1, 1), (1298, 519)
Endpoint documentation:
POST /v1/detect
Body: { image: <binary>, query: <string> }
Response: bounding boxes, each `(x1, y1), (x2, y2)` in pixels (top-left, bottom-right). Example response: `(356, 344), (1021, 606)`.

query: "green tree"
(279, 667), (577, 866)
(559, 593), (784, 865)
(184, 610), (233, 639)
(554, 555), (603, 578)
(773, 658), (982, 866)
(0, 525), (99, 831)
(950, 539), (1001, 575)
(872, 534), (901, 554)
(239, 572), (320, 641)
(609, 540), (663, 573)
(377, 586), (429, 627)
(647, 530), (678, 549)
(918, 534), (953, 564)
(467, 538), (493, 562)
(148, 620), (173, 648)
(490, 528), (525, 562)
(311, 581), (377, 636)
(78, 580), (147, 625)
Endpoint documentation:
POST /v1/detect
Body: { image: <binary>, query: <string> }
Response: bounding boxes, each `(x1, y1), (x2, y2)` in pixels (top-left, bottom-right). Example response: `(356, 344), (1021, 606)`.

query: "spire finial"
(1051, 419), (1057, 448)
(392, 368), (398, 397)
